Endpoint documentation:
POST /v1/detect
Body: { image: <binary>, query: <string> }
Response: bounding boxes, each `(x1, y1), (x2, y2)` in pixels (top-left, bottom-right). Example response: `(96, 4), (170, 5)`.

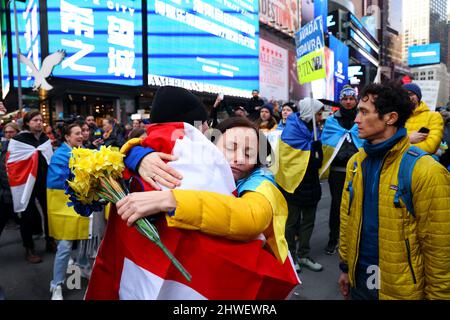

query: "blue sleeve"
(124, 146), (154, 173)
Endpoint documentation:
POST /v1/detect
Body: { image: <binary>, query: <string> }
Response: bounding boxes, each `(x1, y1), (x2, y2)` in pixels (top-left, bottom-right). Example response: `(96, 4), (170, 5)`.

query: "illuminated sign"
(1, 1), (10, 99)
(148, 0), (259, 97)
(348, 65), (365, 86)
(329, 35), (348, 100)
(47, 0), (143, 86)
(408, 43), (441, 66)
(11, 0), (41, 88)
(259, 0), (299, 35)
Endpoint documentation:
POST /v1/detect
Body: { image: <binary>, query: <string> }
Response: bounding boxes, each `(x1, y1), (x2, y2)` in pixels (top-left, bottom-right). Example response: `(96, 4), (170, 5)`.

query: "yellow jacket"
(167, 181), (289, 263)
(340, 135), (450, 300)
(405, 101), (444, 154)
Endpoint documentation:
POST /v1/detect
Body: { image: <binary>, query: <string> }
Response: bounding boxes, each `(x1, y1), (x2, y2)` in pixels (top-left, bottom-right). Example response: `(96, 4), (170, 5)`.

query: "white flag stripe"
(119, 258), (207, 300)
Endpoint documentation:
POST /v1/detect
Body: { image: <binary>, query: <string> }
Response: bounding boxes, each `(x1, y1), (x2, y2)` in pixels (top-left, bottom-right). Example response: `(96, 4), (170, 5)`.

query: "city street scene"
(0, 0), (449, 304)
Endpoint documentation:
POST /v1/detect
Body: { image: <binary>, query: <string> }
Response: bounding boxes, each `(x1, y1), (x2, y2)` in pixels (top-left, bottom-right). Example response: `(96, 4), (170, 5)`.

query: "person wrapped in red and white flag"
(85, 87), (299, 300)
(6, 110), (54, 262)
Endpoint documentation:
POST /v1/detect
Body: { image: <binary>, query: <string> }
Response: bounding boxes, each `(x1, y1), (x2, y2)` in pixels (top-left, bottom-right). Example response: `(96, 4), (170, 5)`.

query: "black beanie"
(150, 86), (208, 126)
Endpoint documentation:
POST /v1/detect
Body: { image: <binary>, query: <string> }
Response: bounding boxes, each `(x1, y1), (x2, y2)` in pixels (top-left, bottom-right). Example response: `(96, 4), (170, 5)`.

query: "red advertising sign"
(259, 0), (299, 35)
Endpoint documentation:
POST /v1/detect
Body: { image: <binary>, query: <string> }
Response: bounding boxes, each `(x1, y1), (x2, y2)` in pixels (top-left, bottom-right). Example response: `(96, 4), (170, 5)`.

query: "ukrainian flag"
(237, 167), (289, 263)
(47, 143), (91, 240)
(272, 113), (312, 194)
(319, 116), (363, 179)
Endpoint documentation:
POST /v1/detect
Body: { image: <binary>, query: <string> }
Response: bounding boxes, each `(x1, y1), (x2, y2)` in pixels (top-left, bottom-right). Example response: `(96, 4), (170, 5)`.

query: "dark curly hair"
(359, 82), (414, 128)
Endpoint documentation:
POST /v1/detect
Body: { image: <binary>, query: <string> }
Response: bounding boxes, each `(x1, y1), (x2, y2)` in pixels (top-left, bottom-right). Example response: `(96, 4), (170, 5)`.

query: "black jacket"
(330, 109), (359, 168)
(103, 125), (125, 148)
(0, 141), (12, 203)
(282, 122), (323, 207)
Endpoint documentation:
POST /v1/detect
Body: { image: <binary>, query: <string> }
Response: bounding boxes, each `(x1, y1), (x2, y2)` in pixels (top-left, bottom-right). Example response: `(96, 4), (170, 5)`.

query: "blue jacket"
(358, 128), (407, 271)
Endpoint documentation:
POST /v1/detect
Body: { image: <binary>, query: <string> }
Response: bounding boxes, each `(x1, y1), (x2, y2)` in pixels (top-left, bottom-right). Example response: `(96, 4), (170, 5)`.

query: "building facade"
(402, 0), (448, 68)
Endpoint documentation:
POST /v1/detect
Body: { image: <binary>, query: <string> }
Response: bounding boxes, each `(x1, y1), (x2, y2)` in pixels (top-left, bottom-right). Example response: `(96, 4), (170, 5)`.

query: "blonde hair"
(3, 122), (20, 134)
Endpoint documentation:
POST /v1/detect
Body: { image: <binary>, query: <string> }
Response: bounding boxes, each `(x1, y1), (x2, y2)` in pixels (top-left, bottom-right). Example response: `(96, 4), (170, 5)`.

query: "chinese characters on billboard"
(47, 0), (143, 86)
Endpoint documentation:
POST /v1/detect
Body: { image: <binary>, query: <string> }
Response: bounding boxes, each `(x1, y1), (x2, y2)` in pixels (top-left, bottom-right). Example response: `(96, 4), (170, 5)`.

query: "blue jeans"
(50, 240), (73, 290)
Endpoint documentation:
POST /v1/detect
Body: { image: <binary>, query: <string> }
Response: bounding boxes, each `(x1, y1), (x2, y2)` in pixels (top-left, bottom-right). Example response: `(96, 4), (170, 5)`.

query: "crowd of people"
(0, 81), (449, 300)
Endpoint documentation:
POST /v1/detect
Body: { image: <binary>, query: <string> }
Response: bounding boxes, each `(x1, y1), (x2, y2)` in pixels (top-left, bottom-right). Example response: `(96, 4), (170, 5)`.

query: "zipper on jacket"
(405, 238), (417, 284)
(351, 152), (389, 286)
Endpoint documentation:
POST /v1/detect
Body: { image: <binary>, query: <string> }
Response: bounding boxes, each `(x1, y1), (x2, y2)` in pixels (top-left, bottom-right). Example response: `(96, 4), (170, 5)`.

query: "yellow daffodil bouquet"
(65, 146), (191, 281)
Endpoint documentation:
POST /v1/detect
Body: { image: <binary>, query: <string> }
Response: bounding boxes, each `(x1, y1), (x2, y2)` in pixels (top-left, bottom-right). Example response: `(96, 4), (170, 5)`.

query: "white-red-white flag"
(7, 138), (53, 212)
(86, 123), (299, 300)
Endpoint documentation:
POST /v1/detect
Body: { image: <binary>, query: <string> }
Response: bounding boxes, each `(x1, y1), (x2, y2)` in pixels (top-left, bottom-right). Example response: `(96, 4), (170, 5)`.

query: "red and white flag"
(6, 138), (53, 213)
(86, 122), (299, 300)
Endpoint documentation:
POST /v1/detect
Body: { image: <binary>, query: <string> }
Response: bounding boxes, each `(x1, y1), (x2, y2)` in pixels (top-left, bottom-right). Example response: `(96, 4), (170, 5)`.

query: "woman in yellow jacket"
(403, 83), (444, 153)
(117, 117), (289, 263)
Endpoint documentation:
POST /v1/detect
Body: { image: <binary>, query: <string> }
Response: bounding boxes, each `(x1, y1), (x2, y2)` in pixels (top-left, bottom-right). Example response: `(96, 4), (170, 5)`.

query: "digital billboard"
(47, 0), (143, 86)
(148, 0), (259, 98)
(329, 35), (349, 101)
(408, 43), (441, 67)
(259, 38), (288, 101)
(10, 0), (41, 89)
(259, 0), (299, 35)
(1, 1), (10, 99)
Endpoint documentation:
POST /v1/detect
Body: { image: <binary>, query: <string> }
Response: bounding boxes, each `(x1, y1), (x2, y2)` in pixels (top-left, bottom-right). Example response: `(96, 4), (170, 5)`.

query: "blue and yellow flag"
(319, 116), (363, 179)
(237, 167), (288, 263)
(272, 113), (312, 194)
(47, 143), (91, 241)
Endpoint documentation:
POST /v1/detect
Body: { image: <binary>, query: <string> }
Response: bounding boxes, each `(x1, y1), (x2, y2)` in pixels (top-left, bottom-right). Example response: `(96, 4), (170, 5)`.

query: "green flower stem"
(98, 180), (192, 282)
(135, 219), (192, 282)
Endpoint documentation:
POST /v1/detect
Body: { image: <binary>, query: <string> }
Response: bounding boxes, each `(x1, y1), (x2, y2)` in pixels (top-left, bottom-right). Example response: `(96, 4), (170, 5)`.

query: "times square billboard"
(5, 0), (260, 97)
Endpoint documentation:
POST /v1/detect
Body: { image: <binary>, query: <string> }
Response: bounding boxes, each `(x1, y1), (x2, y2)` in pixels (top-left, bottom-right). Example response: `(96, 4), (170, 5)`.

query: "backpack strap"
(394, 146), (428, 217)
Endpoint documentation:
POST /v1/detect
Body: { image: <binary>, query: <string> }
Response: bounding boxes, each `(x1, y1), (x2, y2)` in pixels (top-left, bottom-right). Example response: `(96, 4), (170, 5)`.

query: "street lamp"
(7, 0), (26, 114)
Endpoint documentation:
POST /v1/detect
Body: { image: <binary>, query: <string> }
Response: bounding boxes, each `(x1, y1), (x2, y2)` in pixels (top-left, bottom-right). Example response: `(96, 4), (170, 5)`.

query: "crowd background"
(0, 80), (449, 300)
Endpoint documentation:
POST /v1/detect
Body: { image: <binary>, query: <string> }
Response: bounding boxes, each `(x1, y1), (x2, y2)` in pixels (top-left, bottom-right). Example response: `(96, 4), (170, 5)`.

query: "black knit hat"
(150, 86), (208, 126)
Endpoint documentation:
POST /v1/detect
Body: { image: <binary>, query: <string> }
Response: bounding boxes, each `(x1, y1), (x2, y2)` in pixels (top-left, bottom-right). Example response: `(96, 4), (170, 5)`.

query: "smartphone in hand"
(418, 127), (430, 134)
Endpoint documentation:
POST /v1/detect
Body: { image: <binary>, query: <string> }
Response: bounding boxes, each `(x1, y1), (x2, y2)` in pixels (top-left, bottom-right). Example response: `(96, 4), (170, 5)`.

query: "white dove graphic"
(19, 50), (66, 91)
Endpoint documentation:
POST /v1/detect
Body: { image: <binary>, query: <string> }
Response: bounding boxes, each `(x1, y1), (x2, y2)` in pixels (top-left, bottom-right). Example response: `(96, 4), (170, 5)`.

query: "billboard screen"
(408, 43), (441, 66)
(329, 35), (349, 100)
(259, 0), (299, 35)
(10, 0), (41, 89)
(47, 0), (143, 86)
(148, 0), (259, 98)
(259, 38), (288, 101)
(1, 1), (10, 99)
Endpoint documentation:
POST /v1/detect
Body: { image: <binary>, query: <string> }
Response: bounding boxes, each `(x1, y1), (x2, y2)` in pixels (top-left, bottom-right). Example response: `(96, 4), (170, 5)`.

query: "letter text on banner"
(297, 49), (326, 84)
(295, 16), (326, 84)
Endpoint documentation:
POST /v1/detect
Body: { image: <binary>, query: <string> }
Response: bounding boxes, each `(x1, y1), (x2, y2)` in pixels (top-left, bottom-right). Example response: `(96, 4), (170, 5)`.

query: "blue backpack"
(393, 146), (429, 217)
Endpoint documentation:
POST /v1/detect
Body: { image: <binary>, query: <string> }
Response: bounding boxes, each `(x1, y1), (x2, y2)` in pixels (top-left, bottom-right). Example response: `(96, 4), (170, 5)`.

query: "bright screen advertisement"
(408, 43), (441, 67)
(148, 0), (259, 98)
(47, 0), (143, 86)
(10, 0), (41, 89)
(1, 1), (10, 99)
(259, 38), (288, 101)
(329, 35), (348, 101)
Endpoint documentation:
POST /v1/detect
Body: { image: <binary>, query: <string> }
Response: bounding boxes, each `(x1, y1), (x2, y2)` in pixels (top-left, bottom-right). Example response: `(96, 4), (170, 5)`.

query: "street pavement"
(0, 183), (342, 300)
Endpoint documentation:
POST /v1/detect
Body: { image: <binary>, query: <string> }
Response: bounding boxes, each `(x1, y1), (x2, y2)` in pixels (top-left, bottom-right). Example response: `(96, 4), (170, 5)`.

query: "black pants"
(328, 170), (347, 244)
(285, 203), (318, 260)
(0, 202), (13, 237)
(19, 185), (50, 250)
(350, 265), (379, 300)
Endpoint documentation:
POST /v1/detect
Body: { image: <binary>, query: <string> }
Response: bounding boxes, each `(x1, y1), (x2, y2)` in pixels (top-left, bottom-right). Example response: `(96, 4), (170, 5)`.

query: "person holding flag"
(85, 86), (299, 300)
(274, 97), (325, 272)
(6, 110), (55, 263)
(319, 85), (363, 255)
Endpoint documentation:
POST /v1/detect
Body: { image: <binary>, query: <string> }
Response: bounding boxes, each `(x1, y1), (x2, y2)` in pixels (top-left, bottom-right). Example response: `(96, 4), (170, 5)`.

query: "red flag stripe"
(7, 152), (38, 187)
